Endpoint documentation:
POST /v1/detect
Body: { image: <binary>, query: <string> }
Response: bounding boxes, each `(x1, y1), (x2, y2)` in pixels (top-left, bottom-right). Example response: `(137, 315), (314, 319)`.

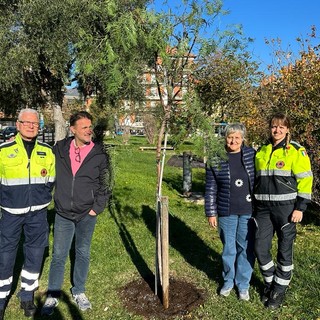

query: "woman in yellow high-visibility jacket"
(254, 113), (313, 310)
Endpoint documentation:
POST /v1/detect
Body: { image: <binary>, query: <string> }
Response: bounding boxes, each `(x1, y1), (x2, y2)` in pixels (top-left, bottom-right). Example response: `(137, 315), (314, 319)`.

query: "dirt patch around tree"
(119, 276), (207, 319)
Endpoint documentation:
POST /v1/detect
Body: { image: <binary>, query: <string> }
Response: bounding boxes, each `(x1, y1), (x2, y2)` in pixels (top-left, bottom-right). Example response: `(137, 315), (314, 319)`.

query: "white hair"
(18, 108), (39, 120)
(224, 123), (246, 140)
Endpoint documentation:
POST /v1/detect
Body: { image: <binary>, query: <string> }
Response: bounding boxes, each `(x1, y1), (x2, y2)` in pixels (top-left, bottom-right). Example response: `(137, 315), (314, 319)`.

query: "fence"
(37, 131), (55, 145)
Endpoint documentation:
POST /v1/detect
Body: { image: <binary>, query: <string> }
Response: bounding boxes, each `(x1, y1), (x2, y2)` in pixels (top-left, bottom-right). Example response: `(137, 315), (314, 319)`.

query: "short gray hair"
(18, 108), (39, 120)
(224, 123), (246, 140)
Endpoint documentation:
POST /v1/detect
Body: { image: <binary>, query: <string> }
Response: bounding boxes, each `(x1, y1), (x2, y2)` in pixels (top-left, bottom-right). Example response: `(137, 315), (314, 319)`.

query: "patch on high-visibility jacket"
(37, 151), (46, 158)
(276, 161), (285, 168)
(41, 169), (47, 177)
(301, 150), (307, 156)
(7, 153), (17, 158)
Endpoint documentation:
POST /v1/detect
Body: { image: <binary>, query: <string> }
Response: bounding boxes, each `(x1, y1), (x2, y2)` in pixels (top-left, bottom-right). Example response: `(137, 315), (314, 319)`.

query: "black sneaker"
(20, 300), (37, 317)
(261, 285), (272, 305)
(266, 290), (285, 309)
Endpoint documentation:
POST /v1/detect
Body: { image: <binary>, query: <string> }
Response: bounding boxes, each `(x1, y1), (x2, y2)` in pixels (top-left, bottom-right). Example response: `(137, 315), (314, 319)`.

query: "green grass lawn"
(4, 136), (320, 319)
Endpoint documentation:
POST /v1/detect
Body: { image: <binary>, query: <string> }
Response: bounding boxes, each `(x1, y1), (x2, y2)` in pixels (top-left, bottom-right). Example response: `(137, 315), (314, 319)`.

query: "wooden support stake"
(155, 200), (161, 296)
(161, 196), (169, 309)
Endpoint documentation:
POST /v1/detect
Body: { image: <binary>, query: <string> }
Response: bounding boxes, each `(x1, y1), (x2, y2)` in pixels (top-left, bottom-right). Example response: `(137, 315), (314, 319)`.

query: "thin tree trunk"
(182, 151), (192, 196)
(52, 103), (67, 143)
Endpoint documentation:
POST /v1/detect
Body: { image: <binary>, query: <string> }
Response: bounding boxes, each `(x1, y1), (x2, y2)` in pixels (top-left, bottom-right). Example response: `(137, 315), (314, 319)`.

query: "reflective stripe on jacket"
(254, 139), (313, 211)
(0, 133), (55, 214)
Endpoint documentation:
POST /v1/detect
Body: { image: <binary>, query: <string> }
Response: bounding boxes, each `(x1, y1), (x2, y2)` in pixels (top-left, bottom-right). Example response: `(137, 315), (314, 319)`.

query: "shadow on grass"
(302, 202), (320, 226)
(141, 205), (220, 282)
(162, 172), (183, 193)
(109, 198), (155, 292)
(109, 195), (265, 295)
(163, 169), (205, 194)
(34, 291), (84, 320)
(141, 205), (264, 294)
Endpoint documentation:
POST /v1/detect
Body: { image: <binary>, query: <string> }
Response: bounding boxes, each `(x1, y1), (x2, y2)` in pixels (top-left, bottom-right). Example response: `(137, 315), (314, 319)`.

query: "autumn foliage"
(256, 47), (320, 204)
(194, 33), (320, 204)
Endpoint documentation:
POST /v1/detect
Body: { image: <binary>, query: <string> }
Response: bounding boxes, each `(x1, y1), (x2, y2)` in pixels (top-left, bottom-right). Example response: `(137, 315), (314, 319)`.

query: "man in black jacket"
(41, 111), (111, 316)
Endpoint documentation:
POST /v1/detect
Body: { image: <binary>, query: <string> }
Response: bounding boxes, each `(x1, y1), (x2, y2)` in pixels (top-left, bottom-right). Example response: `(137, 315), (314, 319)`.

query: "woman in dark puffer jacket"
(205, 123), (255, 301)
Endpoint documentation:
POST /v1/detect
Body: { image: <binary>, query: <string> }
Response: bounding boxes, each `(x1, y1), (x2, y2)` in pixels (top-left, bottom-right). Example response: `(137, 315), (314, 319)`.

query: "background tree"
(71, 0), (244, 189)
(0, 0), (151, 141)
(142, 0), (250, 193)
(74, 0), (150, 127)
(135, 0), (250, 303)
(0, 0), (83, 140)
(194, 51), (262, 144)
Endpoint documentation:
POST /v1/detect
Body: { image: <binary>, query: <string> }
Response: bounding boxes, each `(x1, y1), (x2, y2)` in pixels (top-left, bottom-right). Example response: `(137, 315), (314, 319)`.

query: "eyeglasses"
(75, 147), (81, 163)
(18, 120), (40, 128)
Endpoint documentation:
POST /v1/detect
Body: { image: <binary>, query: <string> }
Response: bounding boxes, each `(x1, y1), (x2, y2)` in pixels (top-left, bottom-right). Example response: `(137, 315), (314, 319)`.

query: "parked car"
(0, 126), (17, 140)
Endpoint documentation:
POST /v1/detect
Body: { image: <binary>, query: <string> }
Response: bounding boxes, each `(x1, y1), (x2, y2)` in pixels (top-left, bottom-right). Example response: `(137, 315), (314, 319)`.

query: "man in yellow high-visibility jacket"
(0, 109), (55, 319)
(254, 113), (313, 310)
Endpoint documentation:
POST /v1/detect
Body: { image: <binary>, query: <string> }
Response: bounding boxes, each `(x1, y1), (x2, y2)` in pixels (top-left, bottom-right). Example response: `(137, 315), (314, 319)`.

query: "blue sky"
(219, 0), (320, 72)
(150, 0), (320, 73)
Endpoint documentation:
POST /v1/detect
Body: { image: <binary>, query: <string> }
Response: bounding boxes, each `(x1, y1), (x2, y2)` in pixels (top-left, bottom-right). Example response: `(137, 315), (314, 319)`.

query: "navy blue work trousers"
(0, 209), (49, 307)
(254, 203), (296, 293)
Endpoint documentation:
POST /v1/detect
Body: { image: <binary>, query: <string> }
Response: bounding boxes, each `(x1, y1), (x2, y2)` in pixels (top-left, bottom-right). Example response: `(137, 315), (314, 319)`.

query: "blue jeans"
(218, 214), (255, 291)
(47, 213), (97, 296)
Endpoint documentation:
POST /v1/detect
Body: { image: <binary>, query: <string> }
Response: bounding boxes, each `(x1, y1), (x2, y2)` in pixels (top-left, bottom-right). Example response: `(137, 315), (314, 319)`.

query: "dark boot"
(261, 284), (272, 305)
(266, 290), (286, 309)
(0, 309), (4, 320)
(20, 300), (37, 317)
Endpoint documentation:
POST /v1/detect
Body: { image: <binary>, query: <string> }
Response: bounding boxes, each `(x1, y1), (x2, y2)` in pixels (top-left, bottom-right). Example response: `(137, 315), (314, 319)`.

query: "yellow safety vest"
(0, 133), (55, 214)
(254, 140), (313, 209)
